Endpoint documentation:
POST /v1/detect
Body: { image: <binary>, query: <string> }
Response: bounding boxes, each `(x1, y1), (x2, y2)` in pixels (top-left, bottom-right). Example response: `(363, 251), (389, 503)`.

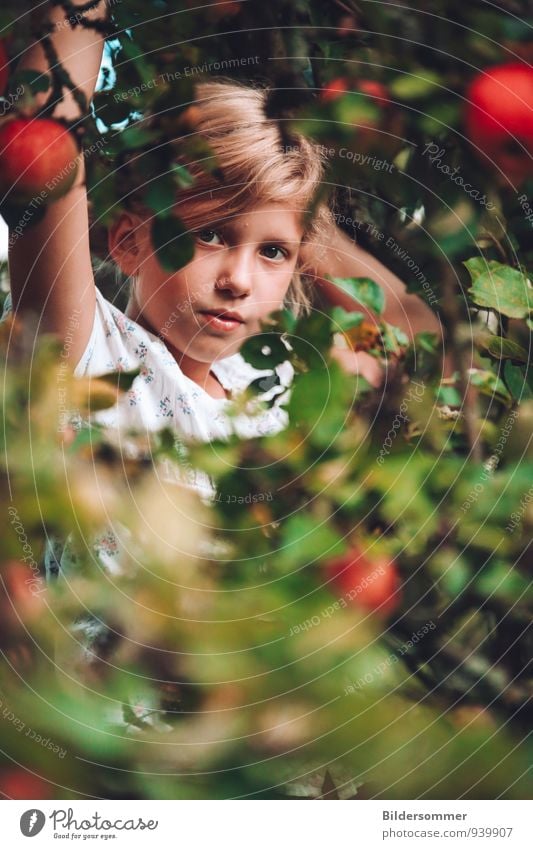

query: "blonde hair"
(161, 78), (333, 317)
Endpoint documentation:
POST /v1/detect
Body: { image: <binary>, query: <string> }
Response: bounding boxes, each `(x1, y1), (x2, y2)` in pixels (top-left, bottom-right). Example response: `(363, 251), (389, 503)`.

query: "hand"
(330, 345), (384, 388)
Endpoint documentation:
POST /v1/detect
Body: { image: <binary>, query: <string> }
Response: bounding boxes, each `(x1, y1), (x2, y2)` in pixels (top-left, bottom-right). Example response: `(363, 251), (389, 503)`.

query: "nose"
(215, 247), (253, 298)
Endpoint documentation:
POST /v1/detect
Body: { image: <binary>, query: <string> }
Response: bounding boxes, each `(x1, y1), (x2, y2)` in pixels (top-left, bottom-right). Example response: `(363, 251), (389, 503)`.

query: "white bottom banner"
(0, 799), (530, 848)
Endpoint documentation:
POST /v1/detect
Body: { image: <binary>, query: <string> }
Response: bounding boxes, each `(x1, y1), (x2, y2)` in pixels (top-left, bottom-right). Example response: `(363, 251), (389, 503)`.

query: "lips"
(199, 309), (245, 323)
(198, 310), (246, 333)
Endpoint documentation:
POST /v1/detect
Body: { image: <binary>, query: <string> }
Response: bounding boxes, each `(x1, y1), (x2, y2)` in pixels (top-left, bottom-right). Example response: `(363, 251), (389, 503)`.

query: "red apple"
(325, 546), (401, 616)
(1, 559), (44, 634)
(320, 77), (390, 107)
(1, 559), (46, 624)
(465, 63), (533, 184)
(0, 118), (79, 204)
(320, 77), (351, 103)
(0, 768), (52, 800)
(336, 15), (358, 38)
(357, 80), (391, 107)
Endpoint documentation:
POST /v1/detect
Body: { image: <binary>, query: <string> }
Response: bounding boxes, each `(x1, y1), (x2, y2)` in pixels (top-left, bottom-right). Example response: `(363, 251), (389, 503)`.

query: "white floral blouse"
(75, 287), (293, 493)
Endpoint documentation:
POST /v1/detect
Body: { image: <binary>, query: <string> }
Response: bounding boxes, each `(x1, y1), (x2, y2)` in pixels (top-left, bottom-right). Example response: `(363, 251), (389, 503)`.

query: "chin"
(214, 343), (242, 360)
(191, 341), (236, 362)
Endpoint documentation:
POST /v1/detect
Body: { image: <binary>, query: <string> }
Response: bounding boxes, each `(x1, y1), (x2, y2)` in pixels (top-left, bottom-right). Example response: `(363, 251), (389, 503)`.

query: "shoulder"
(74, 288), (175, 378)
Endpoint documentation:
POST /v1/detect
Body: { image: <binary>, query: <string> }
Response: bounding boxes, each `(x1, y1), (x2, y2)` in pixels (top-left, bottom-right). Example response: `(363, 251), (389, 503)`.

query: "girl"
(6, 3), (440, 472)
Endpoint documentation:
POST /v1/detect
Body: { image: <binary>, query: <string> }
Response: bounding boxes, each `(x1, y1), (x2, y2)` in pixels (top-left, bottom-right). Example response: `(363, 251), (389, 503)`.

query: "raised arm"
(304, 224), (443, 341)
(7, 1), (108, 365)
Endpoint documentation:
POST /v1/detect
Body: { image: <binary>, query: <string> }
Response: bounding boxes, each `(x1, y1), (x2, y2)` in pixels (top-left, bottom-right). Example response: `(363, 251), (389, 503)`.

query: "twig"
(52, 0), (103, 12)
(441, 266), (482, 462)
(38, 29), (88, 119)
(49, 1), (116, 34)
(31, 1), (117, 122)
(334, 0), (358, 16)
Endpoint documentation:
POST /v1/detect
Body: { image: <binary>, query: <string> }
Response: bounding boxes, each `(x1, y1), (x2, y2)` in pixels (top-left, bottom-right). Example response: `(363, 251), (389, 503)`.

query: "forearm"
(306, 225), (442, 340)
(19, 2), (107, 129)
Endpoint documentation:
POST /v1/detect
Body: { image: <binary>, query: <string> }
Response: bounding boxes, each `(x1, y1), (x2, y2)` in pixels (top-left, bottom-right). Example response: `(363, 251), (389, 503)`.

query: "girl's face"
(128, 203), (305, 370)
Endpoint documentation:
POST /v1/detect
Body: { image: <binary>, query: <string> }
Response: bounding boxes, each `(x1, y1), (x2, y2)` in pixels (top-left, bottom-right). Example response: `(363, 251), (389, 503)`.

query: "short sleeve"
(74, 288), (140, 378)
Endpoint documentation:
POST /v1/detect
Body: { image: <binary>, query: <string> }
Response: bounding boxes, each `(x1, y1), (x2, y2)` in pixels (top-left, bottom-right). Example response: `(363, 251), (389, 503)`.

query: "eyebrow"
(259, 236), (302, 246)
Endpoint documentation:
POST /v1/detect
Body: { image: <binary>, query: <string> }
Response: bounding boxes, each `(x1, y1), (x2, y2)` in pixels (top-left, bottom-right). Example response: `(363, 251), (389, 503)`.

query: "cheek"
(275, 268), (297, 308)
(163, 270), (196, 309)
(137, 271), (191, 331)
(262, 264), (296, 302)
(252, 269), (293, 319)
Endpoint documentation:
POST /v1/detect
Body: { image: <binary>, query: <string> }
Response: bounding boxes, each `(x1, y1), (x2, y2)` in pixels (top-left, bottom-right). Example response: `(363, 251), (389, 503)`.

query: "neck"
(167, 342), (228, 399)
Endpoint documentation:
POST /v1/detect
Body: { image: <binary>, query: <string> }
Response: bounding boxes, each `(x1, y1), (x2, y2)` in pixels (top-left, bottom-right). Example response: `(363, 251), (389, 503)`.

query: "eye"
(261, 244), (288, 261)
(196, 229), (223, 245)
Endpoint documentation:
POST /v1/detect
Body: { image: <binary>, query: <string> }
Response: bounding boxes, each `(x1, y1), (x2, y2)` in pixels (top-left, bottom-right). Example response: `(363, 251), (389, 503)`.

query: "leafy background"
(0, 0), (531, 800)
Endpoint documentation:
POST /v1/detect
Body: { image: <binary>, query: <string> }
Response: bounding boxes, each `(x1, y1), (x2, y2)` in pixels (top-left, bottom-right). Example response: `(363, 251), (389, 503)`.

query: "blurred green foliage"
(0, 0), (531, 800)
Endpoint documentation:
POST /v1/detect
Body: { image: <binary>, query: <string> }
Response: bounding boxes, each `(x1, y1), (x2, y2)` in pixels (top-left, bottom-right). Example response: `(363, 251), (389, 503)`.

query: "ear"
(107, 211), (147, 277)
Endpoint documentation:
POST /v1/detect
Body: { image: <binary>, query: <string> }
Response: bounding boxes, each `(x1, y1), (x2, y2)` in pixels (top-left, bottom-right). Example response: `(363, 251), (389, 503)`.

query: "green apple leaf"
(464, 259), (532, 318)
(329, 306), (365, 331)
(477, 335), (529, 363)
(328, 277), (386, 315)
(503, 361), (533, 401)
(151, 213), (194, 271)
